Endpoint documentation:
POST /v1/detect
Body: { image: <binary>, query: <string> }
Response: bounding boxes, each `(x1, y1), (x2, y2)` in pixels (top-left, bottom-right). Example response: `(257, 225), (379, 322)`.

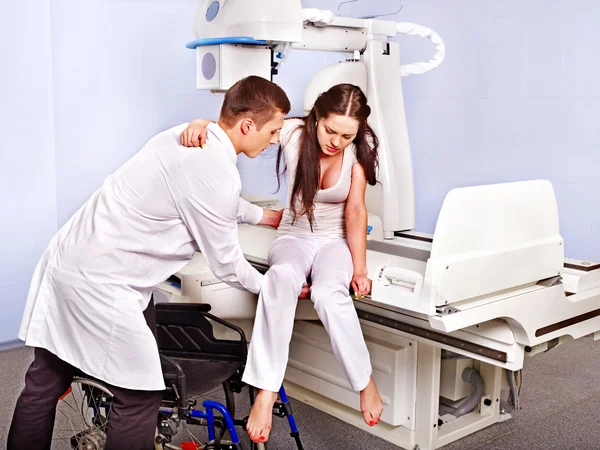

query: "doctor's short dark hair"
(219, 76), (291, 130)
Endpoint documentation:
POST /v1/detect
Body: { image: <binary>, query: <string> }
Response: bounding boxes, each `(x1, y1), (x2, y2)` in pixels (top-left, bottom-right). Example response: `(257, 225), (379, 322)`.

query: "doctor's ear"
(240, 118), (254, 135)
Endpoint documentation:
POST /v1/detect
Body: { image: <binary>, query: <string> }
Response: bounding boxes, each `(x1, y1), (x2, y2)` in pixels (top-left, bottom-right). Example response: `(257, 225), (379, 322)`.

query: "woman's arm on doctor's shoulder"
(180, 118), (296, 148)
(180, 119), (213, 147)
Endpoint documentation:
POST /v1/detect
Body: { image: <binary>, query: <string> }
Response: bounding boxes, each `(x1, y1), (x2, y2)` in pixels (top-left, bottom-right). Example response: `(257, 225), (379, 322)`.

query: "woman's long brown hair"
(276, 84), (379, 231)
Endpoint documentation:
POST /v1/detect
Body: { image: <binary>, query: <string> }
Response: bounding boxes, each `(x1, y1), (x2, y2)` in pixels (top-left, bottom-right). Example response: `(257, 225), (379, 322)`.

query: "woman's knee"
(311, 283), (352, 311)
(266, 264), (306, 289)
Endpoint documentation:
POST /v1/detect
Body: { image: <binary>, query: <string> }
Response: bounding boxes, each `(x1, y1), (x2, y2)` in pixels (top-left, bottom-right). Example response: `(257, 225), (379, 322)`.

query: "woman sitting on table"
(181, 83), (384, 443)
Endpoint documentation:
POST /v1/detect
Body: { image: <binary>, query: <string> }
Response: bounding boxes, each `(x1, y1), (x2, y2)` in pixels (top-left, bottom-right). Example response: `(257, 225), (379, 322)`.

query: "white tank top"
(277, 119), (357, 238)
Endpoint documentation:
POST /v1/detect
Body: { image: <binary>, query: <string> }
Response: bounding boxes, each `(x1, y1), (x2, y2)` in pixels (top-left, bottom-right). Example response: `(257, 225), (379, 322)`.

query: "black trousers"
(7, 347), (163, 450)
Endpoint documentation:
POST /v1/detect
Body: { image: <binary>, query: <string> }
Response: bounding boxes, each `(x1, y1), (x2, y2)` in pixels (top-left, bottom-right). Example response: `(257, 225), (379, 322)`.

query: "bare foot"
(360, 377), (383, 426)
(246, 389), (278, 443)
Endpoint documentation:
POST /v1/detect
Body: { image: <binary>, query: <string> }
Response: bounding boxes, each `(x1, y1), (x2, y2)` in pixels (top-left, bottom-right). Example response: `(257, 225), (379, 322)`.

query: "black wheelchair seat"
(153, 302), (248, 401)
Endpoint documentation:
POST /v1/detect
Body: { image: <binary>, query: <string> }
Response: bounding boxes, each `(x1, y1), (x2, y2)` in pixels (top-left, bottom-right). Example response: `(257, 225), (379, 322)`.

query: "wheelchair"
(52, 301), (304, 450)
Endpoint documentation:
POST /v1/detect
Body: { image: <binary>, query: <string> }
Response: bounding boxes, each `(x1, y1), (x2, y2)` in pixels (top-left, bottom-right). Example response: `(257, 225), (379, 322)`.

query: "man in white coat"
(7, 75), (290, 450)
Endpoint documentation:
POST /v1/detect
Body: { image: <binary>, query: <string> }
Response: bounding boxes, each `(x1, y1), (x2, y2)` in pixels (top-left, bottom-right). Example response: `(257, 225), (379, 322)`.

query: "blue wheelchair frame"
(157, 384), (299, 448)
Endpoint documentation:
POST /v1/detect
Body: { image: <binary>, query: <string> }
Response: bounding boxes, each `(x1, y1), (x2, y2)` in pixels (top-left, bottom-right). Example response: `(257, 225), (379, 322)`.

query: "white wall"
(375, 0), (600, 260)
(51, 0), (226, 224)
(0, 0), (57, 342)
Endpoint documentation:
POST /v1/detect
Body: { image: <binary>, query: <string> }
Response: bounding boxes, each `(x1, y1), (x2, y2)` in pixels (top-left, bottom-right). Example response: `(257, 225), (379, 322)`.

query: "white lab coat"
(18, 123), (264, 391)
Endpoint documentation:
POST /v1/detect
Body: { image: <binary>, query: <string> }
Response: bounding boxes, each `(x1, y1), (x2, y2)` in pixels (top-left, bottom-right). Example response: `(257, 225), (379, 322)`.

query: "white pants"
(242, 234), (372, 393)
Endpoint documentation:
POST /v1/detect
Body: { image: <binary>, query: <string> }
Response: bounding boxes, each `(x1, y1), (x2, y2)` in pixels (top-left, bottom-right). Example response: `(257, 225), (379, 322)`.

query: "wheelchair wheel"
(52, 377), (114, 450)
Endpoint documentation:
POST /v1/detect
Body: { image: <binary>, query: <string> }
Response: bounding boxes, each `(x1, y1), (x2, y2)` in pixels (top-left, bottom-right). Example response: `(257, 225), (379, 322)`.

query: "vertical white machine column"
(363, 40), (416, 237)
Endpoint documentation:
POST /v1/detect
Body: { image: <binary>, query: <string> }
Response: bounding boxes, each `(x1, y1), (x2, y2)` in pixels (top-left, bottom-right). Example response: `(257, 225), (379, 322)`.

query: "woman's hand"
(351, 273), (372, 298)
(180, 119), (211, 147)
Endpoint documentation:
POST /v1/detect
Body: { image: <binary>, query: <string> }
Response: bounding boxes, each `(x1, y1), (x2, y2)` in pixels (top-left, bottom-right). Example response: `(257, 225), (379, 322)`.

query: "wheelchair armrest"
(155, 302), (246, 345)
(155, 302), (212, 313)
(201, 311), (247, 344)
(155, 302), (247, 361)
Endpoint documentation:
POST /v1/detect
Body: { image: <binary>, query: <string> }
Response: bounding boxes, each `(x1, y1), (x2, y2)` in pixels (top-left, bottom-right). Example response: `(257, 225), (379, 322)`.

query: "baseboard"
(0, 339), (24, 351)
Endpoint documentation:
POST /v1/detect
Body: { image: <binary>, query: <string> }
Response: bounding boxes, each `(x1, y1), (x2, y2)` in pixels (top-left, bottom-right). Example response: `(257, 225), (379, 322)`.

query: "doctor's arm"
(176, 179), (263, 294)
(345, 163), (371, 297)
(237, 197), (283, 228)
